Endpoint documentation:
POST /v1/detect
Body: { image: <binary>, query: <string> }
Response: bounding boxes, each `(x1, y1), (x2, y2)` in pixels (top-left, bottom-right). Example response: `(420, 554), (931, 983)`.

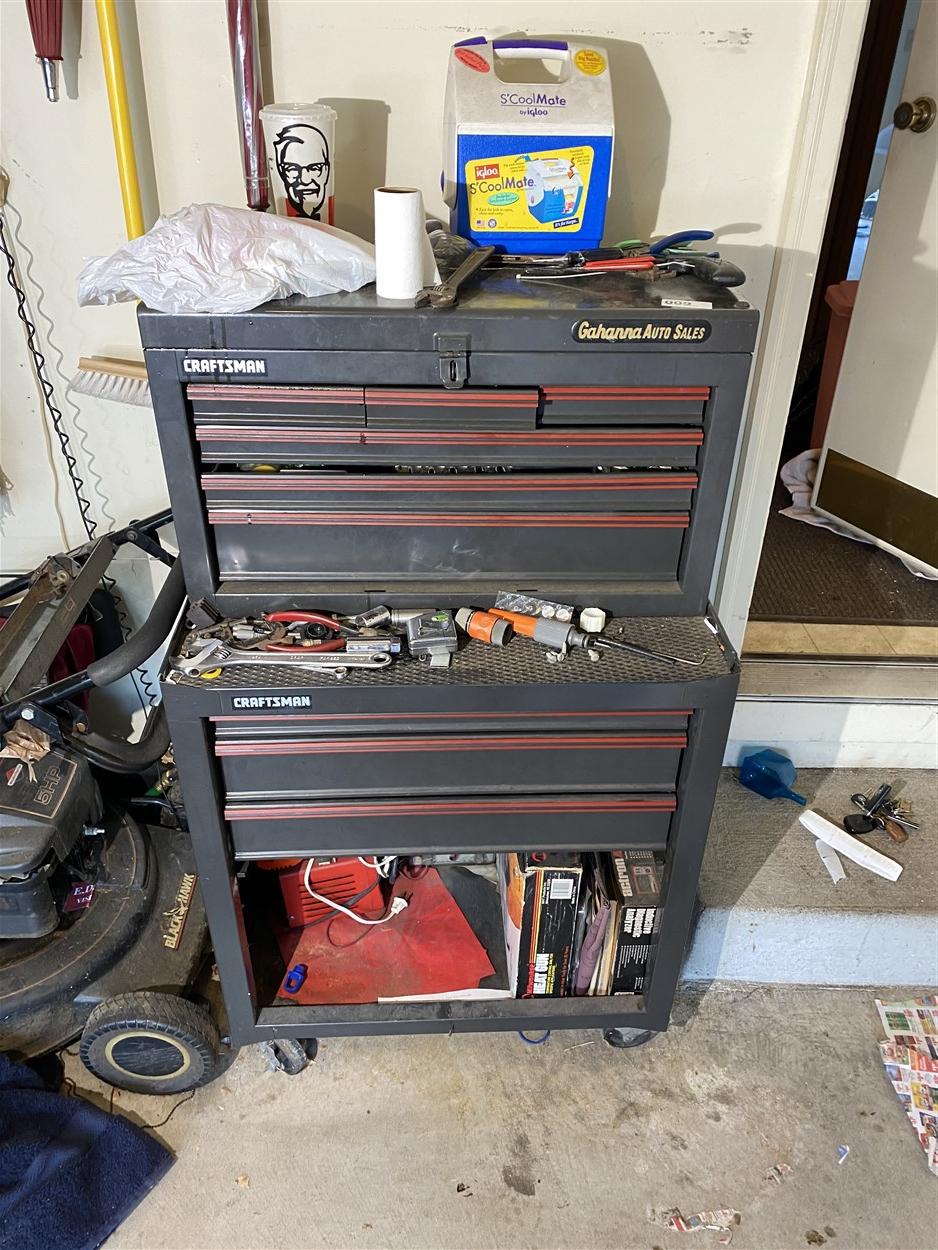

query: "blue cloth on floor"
(0, 1053), (173, 1250)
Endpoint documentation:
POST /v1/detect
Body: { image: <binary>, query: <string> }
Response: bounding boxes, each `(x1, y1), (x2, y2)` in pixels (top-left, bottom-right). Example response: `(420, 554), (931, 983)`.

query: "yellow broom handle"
(95, 0), (144, 240)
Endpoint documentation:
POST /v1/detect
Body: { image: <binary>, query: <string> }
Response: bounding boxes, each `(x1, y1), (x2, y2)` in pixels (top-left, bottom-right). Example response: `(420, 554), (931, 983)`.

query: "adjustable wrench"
(415, 246), (495, 309)
(171, 639), (392, 679)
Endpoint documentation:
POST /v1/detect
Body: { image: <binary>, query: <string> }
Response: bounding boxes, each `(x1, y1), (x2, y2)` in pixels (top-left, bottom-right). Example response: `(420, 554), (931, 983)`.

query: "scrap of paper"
(0, 719), (51, 780)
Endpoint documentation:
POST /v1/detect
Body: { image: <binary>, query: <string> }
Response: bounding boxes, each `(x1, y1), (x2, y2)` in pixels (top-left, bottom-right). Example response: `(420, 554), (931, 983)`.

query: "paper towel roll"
(373, 187), (439, 300)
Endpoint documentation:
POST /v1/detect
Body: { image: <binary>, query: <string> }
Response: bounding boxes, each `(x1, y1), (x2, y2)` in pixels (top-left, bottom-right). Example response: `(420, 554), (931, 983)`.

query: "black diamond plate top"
(166, 615), (732, 692)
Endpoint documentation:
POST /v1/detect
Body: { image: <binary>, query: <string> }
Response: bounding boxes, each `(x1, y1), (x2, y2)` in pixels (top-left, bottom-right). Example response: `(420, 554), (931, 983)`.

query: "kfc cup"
(260, 103), (336, 224)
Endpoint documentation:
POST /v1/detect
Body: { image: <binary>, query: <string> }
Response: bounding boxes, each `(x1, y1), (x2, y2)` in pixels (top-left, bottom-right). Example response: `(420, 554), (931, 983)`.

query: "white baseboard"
(726, 699), (938, 767)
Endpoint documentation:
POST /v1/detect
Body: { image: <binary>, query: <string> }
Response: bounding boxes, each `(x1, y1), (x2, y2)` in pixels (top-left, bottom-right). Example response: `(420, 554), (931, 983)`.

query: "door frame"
(713, 0), (870, 651)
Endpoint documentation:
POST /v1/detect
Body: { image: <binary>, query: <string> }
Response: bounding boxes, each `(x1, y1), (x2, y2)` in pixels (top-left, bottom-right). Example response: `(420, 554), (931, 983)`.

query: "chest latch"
(434, 334), (469, 389)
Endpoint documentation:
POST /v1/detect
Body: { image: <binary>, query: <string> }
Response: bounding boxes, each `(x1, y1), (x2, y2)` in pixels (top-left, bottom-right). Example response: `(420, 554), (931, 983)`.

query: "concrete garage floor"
(66, 983), (937, 1250)
(687, 769), (938, 985)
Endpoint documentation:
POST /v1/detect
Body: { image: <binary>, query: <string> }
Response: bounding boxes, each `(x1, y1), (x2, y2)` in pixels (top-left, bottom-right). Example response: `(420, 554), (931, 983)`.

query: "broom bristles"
(70, 358), (151, 408)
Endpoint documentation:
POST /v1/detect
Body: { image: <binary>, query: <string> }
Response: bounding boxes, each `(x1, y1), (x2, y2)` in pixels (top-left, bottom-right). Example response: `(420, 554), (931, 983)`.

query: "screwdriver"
(488, 610), (702, 666)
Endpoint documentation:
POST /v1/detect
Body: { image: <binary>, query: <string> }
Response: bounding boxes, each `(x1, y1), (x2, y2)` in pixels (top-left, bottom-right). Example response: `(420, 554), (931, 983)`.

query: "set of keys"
(842, 783), (919, 844)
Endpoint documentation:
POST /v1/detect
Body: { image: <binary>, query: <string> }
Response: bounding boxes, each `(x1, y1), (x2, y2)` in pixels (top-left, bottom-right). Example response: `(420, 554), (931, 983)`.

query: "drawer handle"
(216, 734), (688, 757)
(208, 511), (690, 528)
(226, 797), (678, 820)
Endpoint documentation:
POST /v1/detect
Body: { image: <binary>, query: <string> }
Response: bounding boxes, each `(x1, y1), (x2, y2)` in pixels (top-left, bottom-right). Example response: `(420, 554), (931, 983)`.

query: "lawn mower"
(0, 512), (225, 1094)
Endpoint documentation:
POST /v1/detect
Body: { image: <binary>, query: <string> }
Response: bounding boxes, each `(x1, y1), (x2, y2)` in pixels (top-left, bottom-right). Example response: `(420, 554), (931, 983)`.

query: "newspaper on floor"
(665, 1208), (741, 1234)
(876, 995), (938, 1176)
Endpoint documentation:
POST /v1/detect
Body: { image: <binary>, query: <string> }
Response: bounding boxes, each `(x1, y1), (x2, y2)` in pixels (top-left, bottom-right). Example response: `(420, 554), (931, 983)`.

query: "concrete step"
(683, 768), (938, 986)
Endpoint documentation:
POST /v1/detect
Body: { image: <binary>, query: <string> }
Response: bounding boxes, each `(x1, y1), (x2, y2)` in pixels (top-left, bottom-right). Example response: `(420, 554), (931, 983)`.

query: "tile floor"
(743, 621), (938, 658)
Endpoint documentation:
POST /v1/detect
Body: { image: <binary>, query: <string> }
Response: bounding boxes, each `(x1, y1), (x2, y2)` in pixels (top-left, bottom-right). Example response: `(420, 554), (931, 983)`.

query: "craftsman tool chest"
(140, 277), (757, 618)
(146, 274), (758, 1048)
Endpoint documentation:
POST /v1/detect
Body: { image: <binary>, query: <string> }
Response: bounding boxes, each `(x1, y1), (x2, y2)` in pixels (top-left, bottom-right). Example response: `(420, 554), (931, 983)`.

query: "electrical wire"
(325, 914), (377, 950)
(357, 855), (397, 879)
(0, 205), (153, 711)
(302, 857), (407, 926)
(0, 209), (96, 542)
(302, 878), (381, 929)
(142, 1088), (197, 1129)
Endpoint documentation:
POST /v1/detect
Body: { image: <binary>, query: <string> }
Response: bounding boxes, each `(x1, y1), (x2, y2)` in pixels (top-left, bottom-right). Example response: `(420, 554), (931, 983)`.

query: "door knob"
(893, 97), (936, 133)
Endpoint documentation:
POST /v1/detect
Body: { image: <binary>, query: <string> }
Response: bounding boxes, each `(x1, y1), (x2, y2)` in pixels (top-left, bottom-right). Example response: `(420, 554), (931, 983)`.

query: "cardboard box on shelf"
(608, 850), (665, 994)
(498, 852), (583, 997)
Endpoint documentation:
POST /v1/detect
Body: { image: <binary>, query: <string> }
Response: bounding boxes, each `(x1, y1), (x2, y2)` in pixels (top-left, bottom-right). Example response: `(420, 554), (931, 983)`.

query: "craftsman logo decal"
(162, 872), (198, 949)
(231, 695), (313, 709)
(572, 319), (712, 344)
(182, 357), (267, 375)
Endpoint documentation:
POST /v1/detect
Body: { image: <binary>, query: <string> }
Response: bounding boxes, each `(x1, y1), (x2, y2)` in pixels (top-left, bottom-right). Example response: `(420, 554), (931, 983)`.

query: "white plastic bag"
(77, 203), (376, 315)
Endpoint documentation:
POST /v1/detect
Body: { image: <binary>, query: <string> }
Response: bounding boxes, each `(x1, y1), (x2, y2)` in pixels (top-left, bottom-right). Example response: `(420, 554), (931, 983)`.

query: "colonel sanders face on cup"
(273, 124), (331, 219)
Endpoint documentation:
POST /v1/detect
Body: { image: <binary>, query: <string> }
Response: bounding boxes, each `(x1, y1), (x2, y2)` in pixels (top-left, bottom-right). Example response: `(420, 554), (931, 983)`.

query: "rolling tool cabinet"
(145, 273), (758, 1049)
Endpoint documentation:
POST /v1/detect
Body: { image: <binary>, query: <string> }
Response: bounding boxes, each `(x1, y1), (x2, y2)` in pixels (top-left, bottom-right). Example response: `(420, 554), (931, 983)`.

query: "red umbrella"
(25, 0), (63, 102)
(226, 0), (268, 211)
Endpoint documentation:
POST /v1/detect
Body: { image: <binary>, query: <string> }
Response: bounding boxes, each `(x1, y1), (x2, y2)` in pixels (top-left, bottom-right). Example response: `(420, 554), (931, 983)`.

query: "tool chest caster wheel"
(79, 992), (221, 1094)
(260, 1037), (317, 1075)
(603, 1027), (657, 1050)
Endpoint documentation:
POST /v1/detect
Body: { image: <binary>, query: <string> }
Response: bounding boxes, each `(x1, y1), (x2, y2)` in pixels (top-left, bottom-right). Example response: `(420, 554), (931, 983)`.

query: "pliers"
(648, 229), (716, 256)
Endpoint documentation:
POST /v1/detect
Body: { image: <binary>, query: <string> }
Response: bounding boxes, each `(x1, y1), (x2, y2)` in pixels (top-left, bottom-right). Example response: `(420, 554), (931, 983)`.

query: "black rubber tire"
(603, 1027), (657, 1050)
(261, 1037), (313, 1075)
(79, 992), (220, 1094)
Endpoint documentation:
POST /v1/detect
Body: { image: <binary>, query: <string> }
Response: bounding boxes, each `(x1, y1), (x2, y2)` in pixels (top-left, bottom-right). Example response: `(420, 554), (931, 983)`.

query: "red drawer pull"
(216, 733), (688, 757)
(208, 510), (690, 529)
(201, 473), (698, 494)
(226, 796), (678, 820)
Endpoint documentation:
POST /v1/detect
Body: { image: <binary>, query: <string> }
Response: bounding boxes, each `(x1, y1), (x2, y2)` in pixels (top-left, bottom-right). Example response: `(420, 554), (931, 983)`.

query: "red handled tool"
(517, 255), (655, 283)
(578, 256), (655, 271)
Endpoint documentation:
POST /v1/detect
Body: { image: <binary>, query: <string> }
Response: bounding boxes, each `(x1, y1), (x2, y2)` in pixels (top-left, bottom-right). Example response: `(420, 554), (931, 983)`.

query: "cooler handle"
(491, 39), (570, 55)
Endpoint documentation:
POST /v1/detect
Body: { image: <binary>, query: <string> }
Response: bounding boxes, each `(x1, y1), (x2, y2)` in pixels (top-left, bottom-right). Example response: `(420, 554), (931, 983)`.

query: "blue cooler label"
(464, 145), (594, 233)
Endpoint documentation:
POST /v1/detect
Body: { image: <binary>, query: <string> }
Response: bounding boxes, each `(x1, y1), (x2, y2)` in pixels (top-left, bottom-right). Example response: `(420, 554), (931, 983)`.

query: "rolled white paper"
(373, 187), (438, 300)
(799, 810), (903, 881)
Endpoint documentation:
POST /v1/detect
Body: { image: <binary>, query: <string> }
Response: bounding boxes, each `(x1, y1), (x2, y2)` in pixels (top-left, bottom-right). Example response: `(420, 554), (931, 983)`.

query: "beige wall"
(2, 0), (822, 576)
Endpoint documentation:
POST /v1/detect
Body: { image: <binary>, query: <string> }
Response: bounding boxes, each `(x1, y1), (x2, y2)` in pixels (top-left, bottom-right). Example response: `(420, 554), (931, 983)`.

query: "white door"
(812, 2), (938, 576)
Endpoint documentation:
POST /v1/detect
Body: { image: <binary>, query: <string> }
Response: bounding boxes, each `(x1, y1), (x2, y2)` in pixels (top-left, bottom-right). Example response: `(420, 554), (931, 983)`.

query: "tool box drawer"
(225, 793), (676, 859)
(211, 708), (692, 738)
(539, 385), (709, 425)
(206, 507), (688, 581)
(200, 470), (698, 512)
(215, 730), (686, 800)
(363, 387), (539, 428)
(193, 421), (704, 469)
(190, 381), (705, 468)
(188, 384), (366, 425)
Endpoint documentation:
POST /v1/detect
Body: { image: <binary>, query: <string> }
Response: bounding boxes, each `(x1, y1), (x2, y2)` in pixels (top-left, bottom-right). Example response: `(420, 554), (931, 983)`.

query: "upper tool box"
(138, 273), (758, 617)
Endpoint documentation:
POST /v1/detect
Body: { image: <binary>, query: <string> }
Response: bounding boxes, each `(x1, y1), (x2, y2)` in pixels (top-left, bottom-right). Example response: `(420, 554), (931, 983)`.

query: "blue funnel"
(738, 749), (806, 804)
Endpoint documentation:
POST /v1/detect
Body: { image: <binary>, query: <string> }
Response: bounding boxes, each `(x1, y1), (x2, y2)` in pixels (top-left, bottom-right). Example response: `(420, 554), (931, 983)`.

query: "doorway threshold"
(726, 657), (937, 768)
(739, 656), (938, 703)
